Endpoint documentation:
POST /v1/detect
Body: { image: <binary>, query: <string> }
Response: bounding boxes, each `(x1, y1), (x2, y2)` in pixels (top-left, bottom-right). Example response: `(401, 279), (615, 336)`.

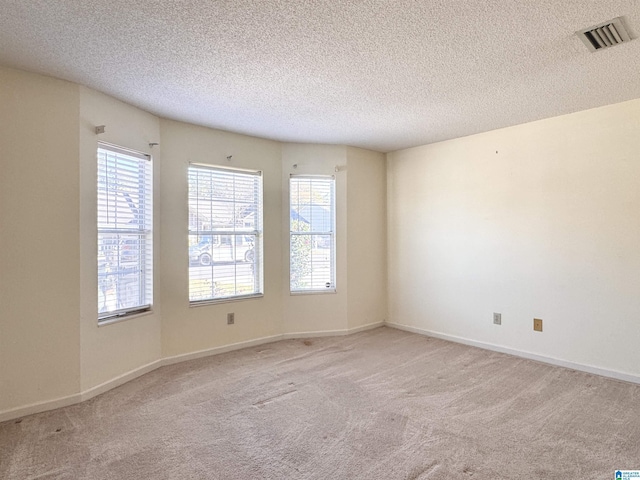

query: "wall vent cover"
(577, 17), (632, 52)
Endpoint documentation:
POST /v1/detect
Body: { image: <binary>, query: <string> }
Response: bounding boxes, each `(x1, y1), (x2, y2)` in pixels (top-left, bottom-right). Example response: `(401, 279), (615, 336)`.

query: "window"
(188, 164), (263, 303)
(97, 144), (153, 321)
(290, 175), (336, 293)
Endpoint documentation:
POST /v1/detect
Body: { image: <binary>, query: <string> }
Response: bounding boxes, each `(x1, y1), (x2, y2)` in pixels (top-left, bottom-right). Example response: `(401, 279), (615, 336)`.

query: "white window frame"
(289, 175), (336, 294)
(188, 163), (263, 304)
(97, 143), (153, 322)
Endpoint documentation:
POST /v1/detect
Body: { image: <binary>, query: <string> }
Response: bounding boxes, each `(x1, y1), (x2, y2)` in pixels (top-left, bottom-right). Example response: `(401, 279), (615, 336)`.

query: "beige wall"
(0, 68), (81, 412)
(346, 147), (387, 330)
(0, 66), (384, 419)
(387, 98), (640, 377)
(79, 87), (162, 392)
(280, 144), (387, 335)
(281, 144), (349, 334)
(160, 119), (284, 358)
(5, 63), (640, 419)
(6, 62), (640, 417)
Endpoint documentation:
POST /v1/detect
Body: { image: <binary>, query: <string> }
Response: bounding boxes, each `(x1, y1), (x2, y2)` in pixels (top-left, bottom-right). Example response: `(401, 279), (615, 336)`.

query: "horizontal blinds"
(290, 175), (335, 233)
(97, 145), (153, 320)
(98, 146), (152, 232)
(290, 175), (336, 292)
(188, 165), (261, 234)
(188, 164), (263, 303)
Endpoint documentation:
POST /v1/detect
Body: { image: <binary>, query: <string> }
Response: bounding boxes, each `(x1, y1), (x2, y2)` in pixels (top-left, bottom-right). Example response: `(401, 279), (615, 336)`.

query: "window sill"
(98, 308), (154, 327)
(189, 293), (264, 307)
(290, 289), (337, 296)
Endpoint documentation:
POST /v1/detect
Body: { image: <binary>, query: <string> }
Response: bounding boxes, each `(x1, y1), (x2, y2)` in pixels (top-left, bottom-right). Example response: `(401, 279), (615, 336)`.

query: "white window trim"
(97, 142), (153, 322)
(289, 174), (336, 294)
(188, 163), (264, 305)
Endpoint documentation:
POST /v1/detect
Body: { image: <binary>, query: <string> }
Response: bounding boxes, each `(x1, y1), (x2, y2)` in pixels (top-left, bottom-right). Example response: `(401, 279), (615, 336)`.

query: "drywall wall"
(281, 144), (349, 334)
(79, 87), (162, 392)
(346, 147), (387, 330)
(0, 67), (81, 412)
(387, 98), (640, 378)
(159, 119), (284, 358)
(0, 66), (387, 420)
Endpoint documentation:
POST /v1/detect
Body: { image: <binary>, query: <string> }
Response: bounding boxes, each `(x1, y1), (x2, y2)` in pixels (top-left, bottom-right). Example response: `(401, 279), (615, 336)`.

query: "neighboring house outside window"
(188, 164), (263, 303)
(97, 144), (153, 321)
(290, 175), (336, 293)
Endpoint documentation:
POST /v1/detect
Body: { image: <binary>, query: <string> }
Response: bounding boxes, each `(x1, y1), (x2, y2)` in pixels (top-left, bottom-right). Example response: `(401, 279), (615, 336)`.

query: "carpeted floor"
(1, 327), (639, 479)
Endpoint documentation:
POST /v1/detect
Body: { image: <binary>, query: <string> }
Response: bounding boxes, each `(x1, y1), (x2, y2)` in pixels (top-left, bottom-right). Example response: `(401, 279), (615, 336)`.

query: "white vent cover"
(576, 17), (631, 52)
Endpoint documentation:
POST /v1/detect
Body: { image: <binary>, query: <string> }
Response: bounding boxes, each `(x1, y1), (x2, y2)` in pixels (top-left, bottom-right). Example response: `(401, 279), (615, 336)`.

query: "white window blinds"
(290, 175), (336, 293)
(97, 144), (153, 321)
(188, 164), (263, 303)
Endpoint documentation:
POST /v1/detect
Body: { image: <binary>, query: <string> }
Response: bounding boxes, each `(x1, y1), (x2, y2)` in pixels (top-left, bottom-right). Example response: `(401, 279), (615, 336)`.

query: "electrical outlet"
(533, 318), (543, 332)
(227, 313), (235, 325)
(493, 313), (501, 325)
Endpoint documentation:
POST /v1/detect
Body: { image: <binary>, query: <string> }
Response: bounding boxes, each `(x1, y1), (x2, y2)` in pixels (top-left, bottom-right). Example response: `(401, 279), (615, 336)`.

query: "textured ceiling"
(1, 1), (640, 152)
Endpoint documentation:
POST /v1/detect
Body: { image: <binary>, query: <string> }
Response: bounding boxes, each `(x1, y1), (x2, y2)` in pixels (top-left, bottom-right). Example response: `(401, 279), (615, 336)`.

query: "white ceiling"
(1, 1), (640, 152)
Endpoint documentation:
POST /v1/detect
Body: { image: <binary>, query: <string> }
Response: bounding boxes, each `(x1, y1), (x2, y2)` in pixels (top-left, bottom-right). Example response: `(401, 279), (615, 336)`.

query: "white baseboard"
(80, 359), (163, 403)
(348, 321), (385, 334)
(283, 321), (384, 339)
(161, 334), (285, 366)
(0, 321), (385, 423)
(0, 392), (82, 424)
(0, 360), (163, 423)
(386, 321), (640, 385)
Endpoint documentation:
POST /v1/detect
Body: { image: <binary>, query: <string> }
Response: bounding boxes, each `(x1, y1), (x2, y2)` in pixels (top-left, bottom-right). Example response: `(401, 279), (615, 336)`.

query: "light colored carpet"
(1, 327), (639, 479)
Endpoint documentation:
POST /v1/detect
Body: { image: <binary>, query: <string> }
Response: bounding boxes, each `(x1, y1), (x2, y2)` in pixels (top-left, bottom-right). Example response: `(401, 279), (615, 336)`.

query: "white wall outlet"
(227, 313), (235, 325)
(493, 312), (502, 325)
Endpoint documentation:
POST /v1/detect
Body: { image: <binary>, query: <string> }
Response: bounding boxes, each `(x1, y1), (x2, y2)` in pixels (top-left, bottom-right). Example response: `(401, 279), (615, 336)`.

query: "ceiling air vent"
(576, 17), (632, 52)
